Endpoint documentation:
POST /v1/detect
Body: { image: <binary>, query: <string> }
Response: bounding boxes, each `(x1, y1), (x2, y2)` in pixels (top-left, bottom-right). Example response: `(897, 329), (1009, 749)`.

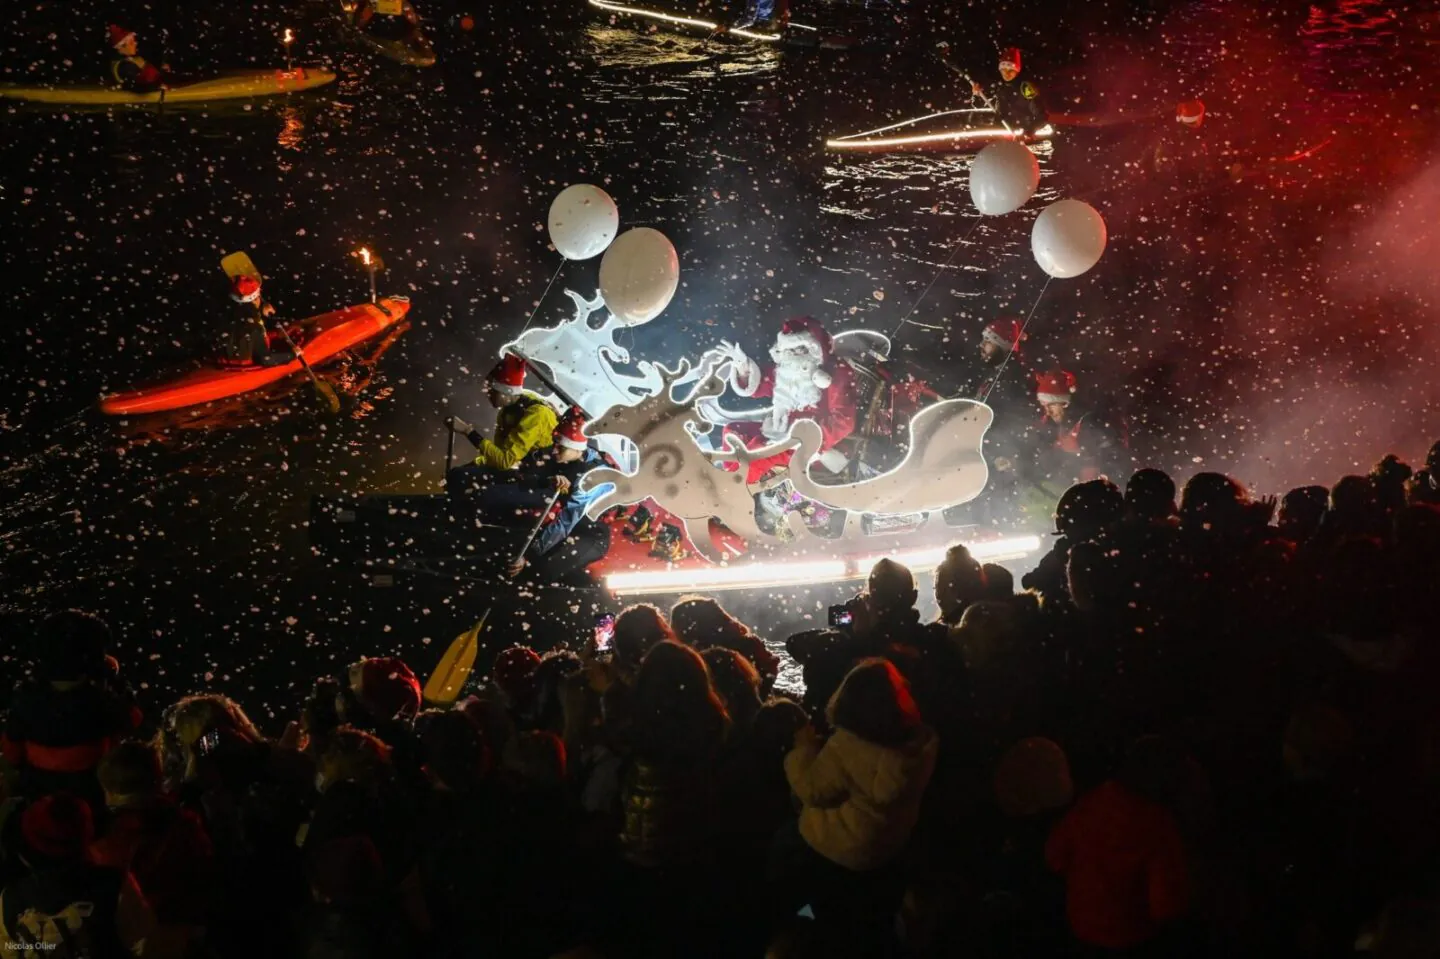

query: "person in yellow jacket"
(447, 353), (559, 495)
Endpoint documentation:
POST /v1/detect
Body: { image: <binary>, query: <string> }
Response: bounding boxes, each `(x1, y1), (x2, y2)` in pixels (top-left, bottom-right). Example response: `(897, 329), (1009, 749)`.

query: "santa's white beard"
(764, 356), (824, 438)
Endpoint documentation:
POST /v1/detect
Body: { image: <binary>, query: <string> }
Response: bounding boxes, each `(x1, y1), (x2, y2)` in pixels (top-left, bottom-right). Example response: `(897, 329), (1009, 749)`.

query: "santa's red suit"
(719, 316), (857, 484)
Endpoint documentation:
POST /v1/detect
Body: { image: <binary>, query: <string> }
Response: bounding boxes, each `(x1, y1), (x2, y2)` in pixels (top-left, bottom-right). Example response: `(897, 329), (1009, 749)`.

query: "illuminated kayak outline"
(826, 108), (1054, 151)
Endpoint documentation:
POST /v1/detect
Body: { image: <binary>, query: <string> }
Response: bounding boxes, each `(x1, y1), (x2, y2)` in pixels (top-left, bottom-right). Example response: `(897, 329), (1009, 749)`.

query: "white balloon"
(547, 184), (619, 261)
(598, 228), (680, 326)
(969, 141), (1040, 216)
(1031, 199), (1107, 279)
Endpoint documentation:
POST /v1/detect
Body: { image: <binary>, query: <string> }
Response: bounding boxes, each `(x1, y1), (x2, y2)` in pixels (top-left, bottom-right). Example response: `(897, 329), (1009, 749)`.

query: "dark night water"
(1, 0), (1433, 718)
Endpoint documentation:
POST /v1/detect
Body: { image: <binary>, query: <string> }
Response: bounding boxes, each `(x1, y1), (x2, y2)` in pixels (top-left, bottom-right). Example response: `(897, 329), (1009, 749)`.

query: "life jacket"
(110, 55), (160, 89)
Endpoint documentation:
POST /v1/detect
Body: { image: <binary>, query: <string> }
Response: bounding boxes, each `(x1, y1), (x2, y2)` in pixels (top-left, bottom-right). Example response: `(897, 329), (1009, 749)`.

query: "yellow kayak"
(0, 67), (336, 105)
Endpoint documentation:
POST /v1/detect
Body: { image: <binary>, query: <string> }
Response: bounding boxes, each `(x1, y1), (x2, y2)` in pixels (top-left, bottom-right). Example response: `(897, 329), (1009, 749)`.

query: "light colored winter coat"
(784, 725), (938, 871)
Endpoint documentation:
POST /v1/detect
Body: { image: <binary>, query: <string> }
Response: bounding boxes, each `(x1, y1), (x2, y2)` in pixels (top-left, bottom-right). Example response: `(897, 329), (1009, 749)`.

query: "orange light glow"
(358, 247), (372, 266)
(283, 28), (295, 45)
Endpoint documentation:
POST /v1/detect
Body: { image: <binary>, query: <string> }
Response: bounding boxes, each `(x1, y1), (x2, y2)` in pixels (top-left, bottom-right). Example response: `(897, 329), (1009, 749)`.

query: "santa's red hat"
(231, 274), (261, 304)
(982, 317), (1025, 354)
(998, 47), (1021, 72)
(109, 25), (136, 49)
(487, 353), (527, 395)
(1035, 370), (1077, 406)
(771, 315), (834, 389)
(1176, 99), (1205, 126)
(555, 406), (589, 451)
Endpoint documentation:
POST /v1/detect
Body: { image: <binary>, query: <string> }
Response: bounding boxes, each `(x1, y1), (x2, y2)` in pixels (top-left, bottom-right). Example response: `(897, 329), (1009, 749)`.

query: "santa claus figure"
(711, 316), (857, 484)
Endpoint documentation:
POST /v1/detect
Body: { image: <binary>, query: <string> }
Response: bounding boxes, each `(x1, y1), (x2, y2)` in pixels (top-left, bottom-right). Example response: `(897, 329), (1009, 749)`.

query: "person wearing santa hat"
(1028, 369), (1129, 488)
(954, 315), (1036, 527)
(1147, 99), (1211, 180)
(710, 315), (857, 488)
(447, 354), (559, 495)
(939, 45), (1048, 134)
(351, 0), (423, 41)
(218, 273), (294, 367)
(107, 25), (167, 93)
(500, 406), (611, 583)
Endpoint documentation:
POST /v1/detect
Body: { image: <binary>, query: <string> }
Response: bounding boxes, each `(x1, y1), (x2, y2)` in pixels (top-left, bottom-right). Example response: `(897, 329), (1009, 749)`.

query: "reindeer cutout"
(579, 361), (799, 562)
(785, 399), (993, 520)
(506, 289), (665, 420)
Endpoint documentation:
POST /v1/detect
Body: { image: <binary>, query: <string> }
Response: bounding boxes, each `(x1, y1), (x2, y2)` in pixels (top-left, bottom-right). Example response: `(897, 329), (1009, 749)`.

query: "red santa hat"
(231, 274), (261, 304)
(772, 315), (834, 389)
(486, 353), (527, 395)
(109, 24), (136, 49)
(998, 47), (1022, 72)
(1176, 99), (1205, 126)
(1035, 369), (1077, 406)
(350, 656), (422, 721)
(555, 406), (589, 451)
(982, 317), (1025, 354)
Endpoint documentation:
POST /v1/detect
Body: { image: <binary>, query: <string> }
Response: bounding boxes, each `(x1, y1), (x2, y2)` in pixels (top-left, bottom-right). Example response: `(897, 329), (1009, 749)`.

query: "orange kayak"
(100, 296), (411, 415)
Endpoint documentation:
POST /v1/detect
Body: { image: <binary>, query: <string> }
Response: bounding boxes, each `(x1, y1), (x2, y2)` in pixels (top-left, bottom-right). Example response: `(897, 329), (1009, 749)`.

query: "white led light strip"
(826, 120), (1054, 151)
(605, 535), (1043, 595)
(589, 0), (784, 42)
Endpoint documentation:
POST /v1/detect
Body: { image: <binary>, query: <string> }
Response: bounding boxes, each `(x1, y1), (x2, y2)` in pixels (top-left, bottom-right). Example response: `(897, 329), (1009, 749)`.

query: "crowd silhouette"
(3, 442), (1440, 958)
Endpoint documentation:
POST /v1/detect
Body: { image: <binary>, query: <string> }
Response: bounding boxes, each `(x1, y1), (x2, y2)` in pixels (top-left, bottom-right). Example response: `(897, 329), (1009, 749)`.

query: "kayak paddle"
(512, 488), (564, 568)
(273, 322), (343, 415)
(423, 608), (491, 707)
(219, 252), (340, 415)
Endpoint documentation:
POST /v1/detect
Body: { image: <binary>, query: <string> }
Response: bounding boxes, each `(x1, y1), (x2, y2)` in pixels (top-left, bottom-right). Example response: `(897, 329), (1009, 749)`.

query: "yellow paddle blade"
(220, 251), (260, 281)
(423, 608), (490, 706)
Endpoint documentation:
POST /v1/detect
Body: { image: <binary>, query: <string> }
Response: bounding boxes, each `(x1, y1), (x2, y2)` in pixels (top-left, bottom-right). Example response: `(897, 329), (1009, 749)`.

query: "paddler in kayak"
(107, 25), (168, 93)
(941, 45), (1048, 135)
(503, 408), (612, 584)
(447, 354), (559, 495)
(351, 0), (422, 41)
(220, 274), (296, 367)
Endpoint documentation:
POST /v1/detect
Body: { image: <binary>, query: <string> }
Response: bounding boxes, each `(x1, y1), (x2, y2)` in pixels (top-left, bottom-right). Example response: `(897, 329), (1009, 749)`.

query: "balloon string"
(517, 259), (568, 337)
(889, 217), (984, 341)
(980, 274), (1052, 403)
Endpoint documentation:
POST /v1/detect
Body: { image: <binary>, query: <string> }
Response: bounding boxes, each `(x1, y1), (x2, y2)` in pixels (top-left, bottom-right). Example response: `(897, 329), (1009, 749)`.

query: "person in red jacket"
(1, 612), (142, 804)
(1046, 738), (1191, 952)
(91, 741), (216, 932)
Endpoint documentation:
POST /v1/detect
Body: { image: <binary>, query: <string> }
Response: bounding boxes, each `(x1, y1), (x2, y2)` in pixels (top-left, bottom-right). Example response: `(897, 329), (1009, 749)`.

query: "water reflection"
(277, 104), (307, 152)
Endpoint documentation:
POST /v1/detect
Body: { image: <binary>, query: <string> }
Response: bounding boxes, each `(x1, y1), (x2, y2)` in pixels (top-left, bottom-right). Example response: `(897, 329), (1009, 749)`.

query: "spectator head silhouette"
(631, 641), (728, 762)
(982, 563), (1014, 598)
(345, 656), (422, 725)
(700, 646), (762, 727)
(613, 604), (675, 676)
(36, 609), (114, 682)
(98, 740), (163, 806)
(419, 708), (490, 791)
(1124, 468), (1177, 521)
(994, 737), (1074, 818)
(934, 544), (988, 625)
(1054, 478), (1124, 539)
(670, 595), (748, 649)
(492, 645), (542, 710)
(1279, 485), (1329, 542)
(827, 658), (924, 748)
(1179, 472), (1249, 533)
(867, 557), (918, 616)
